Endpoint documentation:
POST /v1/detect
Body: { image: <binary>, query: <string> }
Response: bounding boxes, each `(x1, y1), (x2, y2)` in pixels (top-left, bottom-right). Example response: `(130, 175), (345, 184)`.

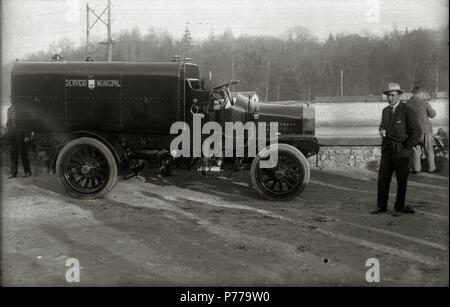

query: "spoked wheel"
(56, 137), (118, 199)
(250, 143), (310, 201)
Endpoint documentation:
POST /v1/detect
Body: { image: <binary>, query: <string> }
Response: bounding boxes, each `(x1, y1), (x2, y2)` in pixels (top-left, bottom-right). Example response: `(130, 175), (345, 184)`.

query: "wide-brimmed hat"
(383, 82), (403, 95)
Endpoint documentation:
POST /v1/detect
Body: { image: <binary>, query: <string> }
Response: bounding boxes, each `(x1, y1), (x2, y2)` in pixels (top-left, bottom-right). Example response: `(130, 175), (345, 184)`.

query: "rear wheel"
(56, 137), (118, 199)
(250, 143), (310, 201)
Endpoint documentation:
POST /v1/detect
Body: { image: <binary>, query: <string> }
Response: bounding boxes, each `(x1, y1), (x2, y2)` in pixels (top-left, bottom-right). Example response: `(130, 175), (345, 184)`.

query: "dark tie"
(388, 106), (394, 127)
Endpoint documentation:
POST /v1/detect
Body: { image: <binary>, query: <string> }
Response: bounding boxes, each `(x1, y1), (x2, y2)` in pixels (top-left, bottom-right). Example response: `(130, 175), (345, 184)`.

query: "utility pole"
(231, 62), (235, 92)
(435, 52), (441, 94)
(340, 69), (344, 96)
(107, 0), (112, 62)
(86, 3), (89, 56)
(86, 0), (113, 61)
(265, 60), (270, 101)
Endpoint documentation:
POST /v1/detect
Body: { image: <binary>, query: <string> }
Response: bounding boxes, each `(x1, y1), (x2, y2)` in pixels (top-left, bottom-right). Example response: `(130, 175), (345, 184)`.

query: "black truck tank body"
(10, 61), (196, 136)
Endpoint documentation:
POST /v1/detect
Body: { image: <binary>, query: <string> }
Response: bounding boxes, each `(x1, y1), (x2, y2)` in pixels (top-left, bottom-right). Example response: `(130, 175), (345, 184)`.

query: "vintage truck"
(10, 59), (319, 200)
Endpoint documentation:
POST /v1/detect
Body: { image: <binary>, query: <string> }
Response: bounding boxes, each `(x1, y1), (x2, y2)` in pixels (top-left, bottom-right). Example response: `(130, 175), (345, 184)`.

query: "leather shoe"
(392, 210), (403, 217)
(23, 172), (32, 177)
(402, 206), (415, 214)
(370, 208), (387, 214)
(8, 174), (17, 179)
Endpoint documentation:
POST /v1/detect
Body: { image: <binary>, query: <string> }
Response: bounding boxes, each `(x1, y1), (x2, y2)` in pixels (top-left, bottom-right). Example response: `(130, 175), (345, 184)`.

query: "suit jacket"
(406, 96), (436, 134)
(5, 105), (32, 144)
(5, 106), (14, 141)
(379, 102), (422, 158)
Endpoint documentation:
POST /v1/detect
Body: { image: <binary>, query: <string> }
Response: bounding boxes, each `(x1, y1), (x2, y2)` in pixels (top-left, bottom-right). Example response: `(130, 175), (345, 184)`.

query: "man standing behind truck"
(5, 105), (32, 178)
(407, 86), (437, 173)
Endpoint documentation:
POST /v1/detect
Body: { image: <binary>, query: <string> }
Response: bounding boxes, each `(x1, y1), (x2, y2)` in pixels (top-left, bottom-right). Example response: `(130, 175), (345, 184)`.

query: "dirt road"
(1, 156), (448, 286)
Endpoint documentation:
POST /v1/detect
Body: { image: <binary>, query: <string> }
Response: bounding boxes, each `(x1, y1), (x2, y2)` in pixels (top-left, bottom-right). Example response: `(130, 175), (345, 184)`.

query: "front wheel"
(250, 143), (310, 201)
(56, 137), (118, 199)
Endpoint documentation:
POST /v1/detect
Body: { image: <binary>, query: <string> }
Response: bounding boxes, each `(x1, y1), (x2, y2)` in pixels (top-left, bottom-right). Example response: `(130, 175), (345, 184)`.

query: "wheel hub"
(81, 165), (91, 175)
(275, 170), (285, 179)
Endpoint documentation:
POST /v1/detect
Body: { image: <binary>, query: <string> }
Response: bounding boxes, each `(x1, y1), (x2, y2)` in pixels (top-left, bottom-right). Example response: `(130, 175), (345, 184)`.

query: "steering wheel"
(213, 80), (239, 90)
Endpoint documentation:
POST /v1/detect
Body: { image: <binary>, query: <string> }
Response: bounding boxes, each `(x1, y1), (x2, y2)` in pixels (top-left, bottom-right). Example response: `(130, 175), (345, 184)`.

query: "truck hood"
(228, 95), (315, 136)
(257, 102), (304, 119)
(256, 102), (315, 136)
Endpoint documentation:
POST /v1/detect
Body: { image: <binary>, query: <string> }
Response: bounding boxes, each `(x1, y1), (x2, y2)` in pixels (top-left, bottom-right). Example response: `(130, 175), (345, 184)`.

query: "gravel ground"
(1, 152), (448, 286)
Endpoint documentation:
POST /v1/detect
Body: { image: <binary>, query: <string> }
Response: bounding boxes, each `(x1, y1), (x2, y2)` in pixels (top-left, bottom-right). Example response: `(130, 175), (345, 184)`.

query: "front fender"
(277, 135), (320, 157)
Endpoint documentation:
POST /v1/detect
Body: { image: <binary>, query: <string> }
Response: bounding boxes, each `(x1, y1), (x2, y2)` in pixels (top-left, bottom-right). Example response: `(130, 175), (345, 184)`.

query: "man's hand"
(380, 130), (386, 138)
(24, 137), (30, 143)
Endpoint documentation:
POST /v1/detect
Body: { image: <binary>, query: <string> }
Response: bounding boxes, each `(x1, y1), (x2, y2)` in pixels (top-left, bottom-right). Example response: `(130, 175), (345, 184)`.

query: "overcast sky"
(1, 0), (449, 65)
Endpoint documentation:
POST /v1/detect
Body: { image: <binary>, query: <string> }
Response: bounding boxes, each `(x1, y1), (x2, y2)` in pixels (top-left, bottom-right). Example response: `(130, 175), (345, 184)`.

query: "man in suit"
(371, 83), (422, 217)
(406, 86), (437, 173)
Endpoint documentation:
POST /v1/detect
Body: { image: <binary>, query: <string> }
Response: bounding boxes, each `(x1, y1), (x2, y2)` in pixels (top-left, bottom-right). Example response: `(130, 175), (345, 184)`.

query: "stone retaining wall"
(307, 145), (448, 175)
(308, 146), (381, 168)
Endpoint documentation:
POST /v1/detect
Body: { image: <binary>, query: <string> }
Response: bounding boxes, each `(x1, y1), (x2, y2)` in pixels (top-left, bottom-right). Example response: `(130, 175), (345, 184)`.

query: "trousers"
(9, 132), (31, 176)
(411, 133), (436, 172)
(377, 151), (410, 211)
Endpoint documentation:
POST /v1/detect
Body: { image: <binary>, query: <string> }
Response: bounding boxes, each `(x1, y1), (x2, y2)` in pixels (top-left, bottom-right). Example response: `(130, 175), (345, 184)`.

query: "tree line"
(17, 26), (450, 101)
